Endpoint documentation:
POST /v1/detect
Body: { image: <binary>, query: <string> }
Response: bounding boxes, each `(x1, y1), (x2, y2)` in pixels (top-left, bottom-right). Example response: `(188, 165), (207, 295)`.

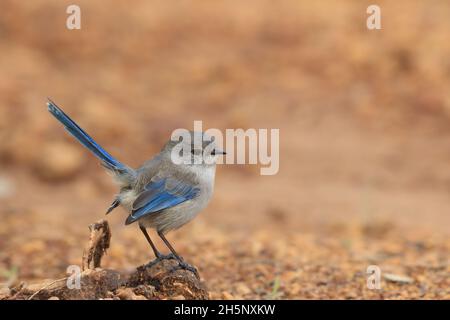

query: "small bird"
(47, 99), (225, 273)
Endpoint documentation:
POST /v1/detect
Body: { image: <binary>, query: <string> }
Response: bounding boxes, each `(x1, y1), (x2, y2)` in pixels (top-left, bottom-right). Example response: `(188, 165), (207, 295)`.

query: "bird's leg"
(157, 230), (199, 277)
(157, 230), (183, 261)
(139, 225), (162, 259)
(139, 226), (176, 264)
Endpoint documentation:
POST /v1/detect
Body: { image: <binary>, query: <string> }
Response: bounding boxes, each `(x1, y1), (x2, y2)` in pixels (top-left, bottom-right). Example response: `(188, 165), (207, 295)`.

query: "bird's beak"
(213, 149), (226, 155)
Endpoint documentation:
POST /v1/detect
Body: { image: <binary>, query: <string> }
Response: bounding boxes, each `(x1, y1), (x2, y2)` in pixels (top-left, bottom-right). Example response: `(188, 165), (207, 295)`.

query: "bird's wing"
(125, 177), (200, 225)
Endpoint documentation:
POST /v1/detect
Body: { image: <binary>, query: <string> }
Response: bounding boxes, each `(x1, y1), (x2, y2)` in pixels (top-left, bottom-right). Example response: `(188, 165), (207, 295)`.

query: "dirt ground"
(0, 1), (449, 299)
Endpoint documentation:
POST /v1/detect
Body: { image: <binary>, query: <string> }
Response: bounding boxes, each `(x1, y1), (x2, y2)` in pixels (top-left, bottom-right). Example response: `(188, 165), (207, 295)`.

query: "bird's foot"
(169, 260), (199, 278)
(145, 253), (177, 268)
(157, 253), (177, 261)
(179, 261), (199, 276)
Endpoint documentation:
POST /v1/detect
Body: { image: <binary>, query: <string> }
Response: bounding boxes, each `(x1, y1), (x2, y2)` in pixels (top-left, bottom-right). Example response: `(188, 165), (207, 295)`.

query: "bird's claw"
(157, 253), (177, 260)
(145, 252), (199, 278)
(169, 261), (199, 278)
(145, 253), (177, 268)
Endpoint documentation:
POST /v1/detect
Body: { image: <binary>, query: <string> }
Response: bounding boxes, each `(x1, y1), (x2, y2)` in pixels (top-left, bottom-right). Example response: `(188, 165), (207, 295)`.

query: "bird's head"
(163, 131), (226, 167)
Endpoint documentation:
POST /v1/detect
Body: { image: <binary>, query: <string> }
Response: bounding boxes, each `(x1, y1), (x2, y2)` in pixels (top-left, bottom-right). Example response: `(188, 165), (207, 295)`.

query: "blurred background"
(0, 0), (449, 299)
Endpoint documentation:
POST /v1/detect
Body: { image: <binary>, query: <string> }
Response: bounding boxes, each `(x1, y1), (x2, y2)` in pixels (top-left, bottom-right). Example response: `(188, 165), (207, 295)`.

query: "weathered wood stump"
(82, 220), (111, 271)
(4, 219), (208, 300)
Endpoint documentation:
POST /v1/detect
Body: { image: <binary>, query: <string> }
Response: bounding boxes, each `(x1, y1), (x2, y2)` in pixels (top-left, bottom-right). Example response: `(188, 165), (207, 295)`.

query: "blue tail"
(47, 99), (127, 173)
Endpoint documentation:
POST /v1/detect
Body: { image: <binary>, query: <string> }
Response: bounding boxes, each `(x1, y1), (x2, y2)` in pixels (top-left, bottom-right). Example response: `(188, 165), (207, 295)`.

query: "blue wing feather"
(125, 178), (199, 225)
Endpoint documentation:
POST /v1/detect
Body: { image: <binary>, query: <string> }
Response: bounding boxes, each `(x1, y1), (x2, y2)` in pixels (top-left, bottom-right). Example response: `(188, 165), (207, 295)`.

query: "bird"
(46, 99), (225, 274)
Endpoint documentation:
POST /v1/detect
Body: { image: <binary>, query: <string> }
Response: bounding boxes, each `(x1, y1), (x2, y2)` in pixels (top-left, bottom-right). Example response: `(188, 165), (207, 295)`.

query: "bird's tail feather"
(47, 99), (128, 174)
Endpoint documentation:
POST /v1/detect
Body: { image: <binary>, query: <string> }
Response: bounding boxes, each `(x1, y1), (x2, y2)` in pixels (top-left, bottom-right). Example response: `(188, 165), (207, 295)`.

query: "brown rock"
(116, 288), (141, 300)
(133, 284), (156, 299)
(0, 287), (11, 300)
(221, 291), (234, 300)
(127, 259), (209, 300)
(383, 273), (414, 284)
(235, 283), (251, 295)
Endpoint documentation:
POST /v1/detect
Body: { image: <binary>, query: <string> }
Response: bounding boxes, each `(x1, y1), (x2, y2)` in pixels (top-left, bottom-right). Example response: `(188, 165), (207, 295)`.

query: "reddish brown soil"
(0, 1), (449, 299)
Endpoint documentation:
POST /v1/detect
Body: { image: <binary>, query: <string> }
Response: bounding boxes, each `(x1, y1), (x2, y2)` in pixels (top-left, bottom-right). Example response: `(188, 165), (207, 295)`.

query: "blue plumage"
(126, 178), (200, 225)
(47, 99), (127, 173)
